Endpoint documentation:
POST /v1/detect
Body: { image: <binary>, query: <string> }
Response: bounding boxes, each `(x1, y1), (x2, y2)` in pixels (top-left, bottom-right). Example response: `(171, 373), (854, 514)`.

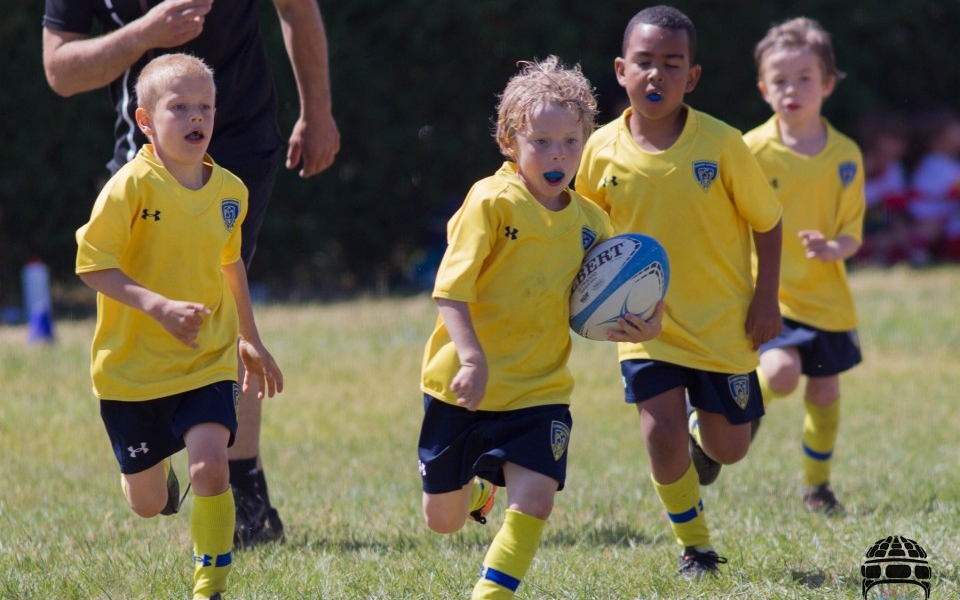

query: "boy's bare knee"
(423, 511), (465, 534)
(189, 459), (229, 494)
(128, 497), (164, 518)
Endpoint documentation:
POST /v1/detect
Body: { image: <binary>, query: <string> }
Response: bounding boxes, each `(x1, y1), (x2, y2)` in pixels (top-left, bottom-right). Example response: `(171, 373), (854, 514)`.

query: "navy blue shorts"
(417, 395), (572, 493)
(100, 381), (240, 474)
(760, 318), (862, 377)
(620, 360), (763, 424)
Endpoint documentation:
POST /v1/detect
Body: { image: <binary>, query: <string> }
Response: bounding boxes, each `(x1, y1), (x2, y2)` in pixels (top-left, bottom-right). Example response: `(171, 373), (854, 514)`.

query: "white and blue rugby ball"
(569, 233), (670, 340)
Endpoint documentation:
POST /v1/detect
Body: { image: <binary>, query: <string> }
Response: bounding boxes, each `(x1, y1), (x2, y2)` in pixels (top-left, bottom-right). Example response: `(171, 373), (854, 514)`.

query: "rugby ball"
(569, 233), (670, 340)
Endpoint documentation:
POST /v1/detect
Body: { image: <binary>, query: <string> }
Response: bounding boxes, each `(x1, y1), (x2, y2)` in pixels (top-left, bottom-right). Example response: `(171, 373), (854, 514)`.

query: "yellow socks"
(802, 399), (840, 487)
(472, 509), (545, 599)
(652, 462), (710, 550)
(191, 488), (235, 600)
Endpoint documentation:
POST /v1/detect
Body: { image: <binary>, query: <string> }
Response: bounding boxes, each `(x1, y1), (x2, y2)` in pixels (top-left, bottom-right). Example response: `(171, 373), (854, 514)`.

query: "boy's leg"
(120, 461), (170, 518)
(758, 346), (802, 406)
(422, 482), (476, 534)
(694, 412), (753, 465)
(185, 423), (234, 600)
(801, 376), (843, 514)
(639, 390), (709, 545)
(472, 464), (555, 600)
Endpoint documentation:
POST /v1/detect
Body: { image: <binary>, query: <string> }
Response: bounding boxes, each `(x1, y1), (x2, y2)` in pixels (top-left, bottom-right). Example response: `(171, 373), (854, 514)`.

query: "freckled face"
(509, 102), (586, 205)
(615, 23), (700, 121)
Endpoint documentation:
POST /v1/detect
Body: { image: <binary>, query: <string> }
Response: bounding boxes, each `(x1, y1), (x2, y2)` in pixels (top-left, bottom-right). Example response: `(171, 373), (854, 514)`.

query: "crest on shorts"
(692, 160), (718, 192)
(232, 383), (241, 416)
(550, 420), (570, 461)
(221, 198), (241, 233)
(581, 226), (599, 251)
(727, 374), (751, 410)
(839, 161), (857, 188)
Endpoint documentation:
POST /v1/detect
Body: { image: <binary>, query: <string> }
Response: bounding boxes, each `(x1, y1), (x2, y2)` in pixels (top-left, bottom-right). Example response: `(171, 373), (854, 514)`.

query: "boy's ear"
(685, 64), (702, 93)
(135, 107), (153, 136)
(822, 75), (836, 98)
(757, 79), (768, 100)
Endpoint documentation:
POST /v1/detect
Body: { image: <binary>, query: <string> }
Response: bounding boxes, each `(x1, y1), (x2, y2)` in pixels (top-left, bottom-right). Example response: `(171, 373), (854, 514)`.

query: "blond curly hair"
(494, 55), (598, 158)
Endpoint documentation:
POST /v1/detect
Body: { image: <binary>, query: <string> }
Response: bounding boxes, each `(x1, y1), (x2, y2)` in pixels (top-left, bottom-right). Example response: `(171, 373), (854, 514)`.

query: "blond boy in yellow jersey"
(75, 54), (282, 600)
(419, 56), (662, 600)
(745, 17), (865, 516)
(576, 6), (783, 579)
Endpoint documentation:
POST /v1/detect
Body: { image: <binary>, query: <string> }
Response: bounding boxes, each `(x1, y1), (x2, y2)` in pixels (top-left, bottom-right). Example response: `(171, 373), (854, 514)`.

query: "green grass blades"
(1, 266), (959, 599)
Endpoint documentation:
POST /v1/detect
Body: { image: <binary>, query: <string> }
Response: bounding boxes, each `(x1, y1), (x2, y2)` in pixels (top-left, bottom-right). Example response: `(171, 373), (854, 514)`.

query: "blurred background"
(2, 0), (958, 316)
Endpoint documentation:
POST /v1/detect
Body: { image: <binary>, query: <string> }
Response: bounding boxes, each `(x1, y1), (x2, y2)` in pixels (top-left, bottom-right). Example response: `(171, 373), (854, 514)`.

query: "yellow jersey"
(744, 116), (864, 331)
(76, 145), (247, 401)
(421, 162), (613, 411)
(577, 107), (782, 373)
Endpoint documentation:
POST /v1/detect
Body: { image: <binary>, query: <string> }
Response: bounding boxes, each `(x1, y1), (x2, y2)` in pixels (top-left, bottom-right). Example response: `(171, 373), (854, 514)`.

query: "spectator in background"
(905, 107), (960, 264)
(42, 0), (340, 549)
(855, 111), (914, 266)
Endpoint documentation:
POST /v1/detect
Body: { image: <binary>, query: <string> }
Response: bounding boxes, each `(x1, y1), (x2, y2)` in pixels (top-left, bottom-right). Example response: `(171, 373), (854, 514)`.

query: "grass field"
(2, 265), (959, 599)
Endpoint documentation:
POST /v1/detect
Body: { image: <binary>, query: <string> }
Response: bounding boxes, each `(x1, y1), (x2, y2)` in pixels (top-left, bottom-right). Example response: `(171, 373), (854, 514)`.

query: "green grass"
(2, 265), (959, 599)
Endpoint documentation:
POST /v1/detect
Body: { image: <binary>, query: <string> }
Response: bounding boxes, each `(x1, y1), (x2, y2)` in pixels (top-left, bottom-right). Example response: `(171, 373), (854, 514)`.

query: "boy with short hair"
(418, 55), (662, 599)
(745, 17), (865, 516)
(576, 5), (783, 579)
(75, 53), (283, 600)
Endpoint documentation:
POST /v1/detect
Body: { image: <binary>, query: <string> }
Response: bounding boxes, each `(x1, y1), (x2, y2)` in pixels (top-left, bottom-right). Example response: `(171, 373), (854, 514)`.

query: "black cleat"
(678, 547), (728, 580)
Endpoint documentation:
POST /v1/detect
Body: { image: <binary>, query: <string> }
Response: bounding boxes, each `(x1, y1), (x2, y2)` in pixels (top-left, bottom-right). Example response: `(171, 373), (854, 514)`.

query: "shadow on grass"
(791, 569), (827, 589)
(268, 519), (652, 554)
(542, 520), (652, 549)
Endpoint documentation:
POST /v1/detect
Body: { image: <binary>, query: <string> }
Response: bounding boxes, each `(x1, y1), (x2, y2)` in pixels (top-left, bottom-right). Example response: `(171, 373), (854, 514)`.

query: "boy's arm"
(222, 260), (283, 398)
(79, 268), (210, 348)
(747, 220), (783, 350)
(436, 298), (487, 411)
(798, 231), (861, 262)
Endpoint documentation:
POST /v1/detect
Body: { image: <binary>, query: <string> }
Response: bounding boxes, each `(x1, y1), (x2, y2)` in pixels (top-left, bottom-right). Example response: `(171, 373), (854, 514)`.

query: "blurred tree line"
(2, 0), (958, 310)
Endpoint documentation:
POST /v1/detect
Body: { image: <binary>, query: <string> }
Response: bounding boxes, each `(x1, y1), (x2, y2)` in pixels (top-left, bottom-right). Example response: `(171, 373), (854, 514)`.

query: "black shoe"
(802, 483), (845, 516)
(160, 459), (188, 516)
(233, 486), (285, 548)
(687, 401), (722, 486)
(678, 547), (728, 580)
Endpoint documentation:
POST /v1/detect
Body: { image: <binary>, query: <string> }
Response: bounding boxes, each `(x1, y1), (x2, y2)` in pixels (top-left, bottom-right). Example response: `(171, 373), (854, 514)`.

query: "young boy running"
(745, 16), (865, 516)
(418, 55), (662, 599)
(76, 53), (283, 600)
(576, 5), (783, 579)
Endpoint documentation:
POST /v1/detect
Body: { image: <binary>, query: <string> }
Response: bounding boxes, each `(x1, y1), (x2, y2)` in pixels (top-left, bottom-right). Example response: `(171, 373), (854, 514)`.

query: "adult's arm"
(273, 0), (340, 177)
(42, 0), (213, 97)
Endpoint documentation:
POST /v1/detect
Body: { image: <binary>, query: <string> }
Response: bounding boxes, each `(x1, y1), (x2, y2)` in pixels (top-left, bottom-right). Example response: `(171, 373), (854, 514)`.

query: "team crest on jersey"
(581, 226), (598, 251)
(692, 160), (718, 192)
(221, 199), (241, 232)
(727, 374), (751, 409)
(550, 420), (570, 461)
(838, 161), (857, 188)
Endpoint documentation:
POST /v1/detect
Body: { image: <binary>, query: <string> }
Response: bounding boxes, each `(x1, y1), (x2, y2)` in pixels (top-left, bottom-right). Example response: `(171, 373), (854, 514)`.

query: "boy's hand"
(158, 300), (211, 348)
(451, 357), (488, 412)
(798, 230), (840, 262)
(239, 337), (284, 399)
(608, 301), (665, 343)
(745, 295), (781, 350)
